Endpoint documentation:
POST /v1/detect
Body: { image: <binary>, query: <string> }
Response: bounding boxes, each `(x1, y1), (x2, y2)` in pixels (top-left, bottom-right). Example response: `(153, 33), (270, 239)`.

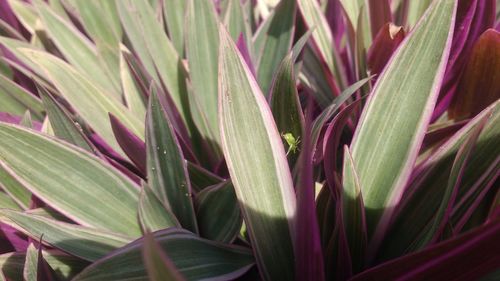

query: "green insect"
(282, 132), (301, 155)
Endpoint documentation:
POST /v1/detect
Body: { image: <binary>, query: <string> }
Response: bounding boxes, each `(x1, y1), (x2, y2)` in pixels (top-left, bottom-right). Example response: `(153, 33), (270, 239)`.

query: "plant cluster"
(0, 0), (498, 280)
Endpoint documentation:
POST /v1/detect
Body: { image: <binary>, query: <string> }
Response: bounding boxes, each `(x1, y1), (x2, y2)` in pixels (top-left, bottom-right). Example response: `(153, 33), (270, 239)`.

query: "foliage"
(0, 0), (498, 280)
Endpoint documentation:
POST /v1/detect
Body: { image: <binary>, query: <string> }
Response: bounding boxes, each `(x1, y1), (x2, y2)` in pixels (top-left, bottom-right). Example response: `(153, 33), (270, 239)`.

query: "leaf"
(163, 0), (186, 55)
(195, 181), (242, 243)
(0, 251), (86, 281)
(138, 184), (180, 232)
(367, 23), (405, 78)
(185, 0), (222, 156)
(411, 112), (488, 250)
(269, 53), (304, 166)
(0, 164), (31, 210)
(119, 45), (146, 119)
(73, 228), (254, 281)
(109, 113), (146, 175)
(0, 73), (44, 120)
(406, 0), (433, 27)
(298, 0), (346, 89)
(187, 162), (224, 192)
(23, 243), (38, 281)
(142, 232), (186, 281)
(34, 1), (121, 98)
(341, 146), (367, 273)
(224, 0), (253, 55)
(0, 123), (142, 236)
(294, 106), (324, 281)
(116, 0), (191, 127)
(255, 0), (296, 94)
(0, 210), (131, 261)
(351, 218), (500, 281)
(7, 0), (37, 34)
(449, 29), (500, 120)
(378, 101), (500, 261)
(146, 91), (198, 233)
(0, 191), (21, 210)
(348, 0), (456, 242)
(20, 49), (144, 155)
(38, 85), (94, 153)
(367, 0), (391, 39)
(219, 25), (296, 281)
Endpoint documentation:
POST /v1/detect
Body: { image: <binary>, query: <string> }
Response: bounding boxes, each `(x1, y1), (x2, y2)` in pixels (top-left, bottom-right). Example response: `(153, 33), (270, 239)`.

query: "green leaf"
(407, 0), (433, 27)
(73, 228), (254, 281)
(19, 110), (32, 128)
(163, 0), (187, 55)
(269, 53), (304, 165)
(195, 181), (242, 243)
(187, 162), (224, 192)
(7, 0), (38, 34)
(142, 232), (186, 281)
(119, 45), (146, 120)
(348, 0), (456, 238)
(38, 85), (95, 153)
(34, 1), (121, 99)
(23, 244), (38, 281)
(147, 91), (198, 233)
(138, 184), (180, 232)
(411, 112), (488, 250)
(377, 101), (500, 261)
(298, 0), (346, 89)
(20, 49), (144, 155)
(219, 25), (296, 281)
(185, 0), (222, 156)
(0, 73), (44, 120)
(341, 146), (367, 273)
(116, 0), (191, 127)
(0, 123), (142, 236)
(0, 165), (31, 210)
(0, 191), (21, 210)
(255, 0), (296, 95)
(224, 0), (253, 54)
(0, 210), (131, 261)
(0, 251), (86, 281)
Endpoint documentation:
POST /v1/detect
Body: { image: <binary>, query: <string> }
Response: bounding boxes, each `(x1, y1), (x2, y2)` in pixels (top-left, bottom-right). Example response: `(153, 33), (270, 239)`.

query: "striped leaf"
(163, 0), (186, 55)
(0, 251), (86, 281)
(23, 244), (38, 281)
(348, 0), (457, 241)
(142, 232), (186, 281)
(20, 49), (144, 155)
(0, 123), (142, 236)
(73, 228), (254, 281)
(219, 25), (296, 281)
(195, 181), (242, 243)
(146, 91), (198, 233)
(185, 0), (222, 156)
(0, 73), (44, 120)
(138, 184), (180, 232)
(0, 210), (131, 261)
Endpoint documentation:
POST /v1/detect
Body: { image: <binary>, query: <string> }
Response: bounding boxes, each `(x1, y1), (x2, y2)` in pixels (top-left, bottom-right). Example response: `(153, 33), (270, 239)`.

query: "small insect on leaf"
(282, 132), (301, 155)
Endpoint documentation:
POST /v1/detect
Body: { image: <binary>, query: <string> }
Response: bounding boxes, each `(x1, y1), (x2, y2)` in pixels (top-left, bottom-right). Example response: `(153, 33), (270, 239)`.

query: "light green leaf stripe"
(0, 123), (142, 236)
(0, 210), (131, 261)
(20, 49), (144, 155)
(219, 25), (296, 281)
(139, 184), (180, 232)
(186, 0), (222, 156)
(74, 228), (254, 281)
(349, 0), (456, 237)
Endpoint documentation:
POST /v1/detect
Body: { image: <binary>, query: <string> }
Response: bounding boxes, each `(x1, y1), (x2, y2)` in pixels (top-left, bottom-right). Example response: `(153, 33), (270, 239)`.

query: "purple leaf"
(236, 34), (256, 79)
(367, 0), (392, 39)
(350, 218), (500, 281)
(367, 23), (405, 79)
(433, 0), (495, 121)
(0, 223), (28, 252)
(109, 113), (147, 176)
(36, 240), (60, 281)
(295, 101), (325, 281)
